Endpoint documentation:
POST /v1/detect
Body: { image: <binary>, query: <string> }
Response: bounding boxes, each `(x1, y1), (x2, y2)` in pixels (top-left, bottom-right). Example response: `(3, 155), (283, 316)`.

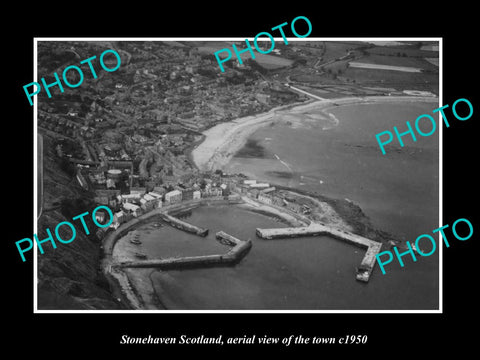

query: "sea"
(128, 100), (440, 310)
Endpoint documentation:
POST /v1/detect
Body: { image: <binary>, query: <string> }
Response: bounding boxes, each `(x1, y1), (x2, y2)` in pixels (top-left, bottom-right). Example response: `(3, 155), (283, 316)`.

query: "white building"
(112, 211), (126, 229)
(249, 183), (270, 189)
(140, 198), (148, 211)
(123, 202), (141, 217)
(120, 193), (142, 203)
(165, 189), (182, 204)
(148, 191), (163, 199)
(243, 179), (257, 185)
(260, 187), (276, 193)
(143, 194), (156, 202)
(148, 191), (164, 208)
(130, 187), (146, 196)
(258, 194), (273, 205)
(193, 190), (201, 200)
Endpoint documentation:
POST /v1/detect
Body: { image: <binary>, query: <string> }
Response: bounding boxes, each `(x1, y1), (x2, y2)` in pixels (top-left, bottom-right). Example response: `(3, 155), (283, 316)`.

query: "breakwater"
(103, 198), (244, 257)
(256, 223), (382, 282)
(159, 213), (208, 236)
(119, 231), (251, 270)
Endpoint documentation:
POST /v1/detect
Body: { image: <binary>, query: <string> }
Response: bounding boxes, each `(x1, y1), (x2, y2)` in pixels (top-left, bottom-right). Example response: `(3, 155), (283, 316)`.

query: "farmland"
(194, 40), (439, 96)
(253, 53), (294, 69)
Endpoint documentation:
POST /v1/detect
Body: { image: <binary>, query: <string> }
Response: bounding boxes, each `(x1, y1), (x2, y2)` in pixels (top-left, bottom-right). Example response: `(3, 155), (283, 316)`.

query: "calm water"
(129, 101), (440, 310)
(225, 101), (439, 243)
(130, 204), (438, 310)
(223, 101), (440, 309)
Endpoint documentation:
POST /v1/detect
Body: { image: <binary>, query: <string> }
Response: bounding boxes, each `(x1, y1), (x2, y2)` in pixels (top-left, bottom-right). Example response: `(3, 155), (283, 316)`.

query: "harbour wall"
(119, 231), (252, 270)
(256, 223), (382, 282)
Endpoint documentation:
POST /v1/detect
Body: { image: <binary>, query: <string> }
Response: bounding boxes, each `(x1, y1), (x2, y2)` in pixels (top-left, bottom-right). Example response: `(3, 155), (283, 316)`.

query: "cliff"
(37, 134), (126, 310)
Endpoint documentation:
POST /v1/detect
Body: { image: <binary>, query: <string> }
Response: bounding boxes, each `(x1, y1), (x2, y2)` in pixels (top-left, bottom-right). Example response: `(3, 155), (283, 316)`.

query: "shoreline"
(105, 95), (438, 310)
(109, 192), (391, 310)
(191, 95), (438, 171)
(106, 200), (309, 310)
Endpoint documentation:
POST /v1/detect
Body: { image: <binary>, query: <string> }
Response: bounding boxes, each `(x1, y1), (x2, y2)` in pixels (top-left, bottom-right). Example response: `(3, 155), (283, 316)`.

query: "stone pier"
(119, 231), (252, 270)
(159, 213), (209, 236)
(256, 223), (382, 282)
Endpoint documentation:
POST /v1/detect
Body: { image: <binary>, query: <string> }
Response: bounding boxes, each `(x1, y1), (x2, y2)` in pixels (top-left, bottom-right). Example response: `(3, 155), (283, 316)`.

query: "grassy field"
(253, 53), (294, 69)
(342, 66), (438, 93)
(197, 43), (234, 55)
(354, 54), (437, 70)
(318, 42), (366, 63)
(366, 45), (438, 58)
(196, 40), (439, 95)
(197, 43), (293, 69)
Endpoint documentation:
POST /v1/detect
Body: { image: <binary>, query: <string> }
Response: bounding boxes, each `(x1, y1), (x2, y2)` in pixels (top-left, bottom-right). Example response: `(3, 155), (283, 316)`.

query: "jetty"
(158, 213), (209, 237)
(256, 223), (382, 282)
(216, 231), (252, 258)
(119, 231), (252, 270)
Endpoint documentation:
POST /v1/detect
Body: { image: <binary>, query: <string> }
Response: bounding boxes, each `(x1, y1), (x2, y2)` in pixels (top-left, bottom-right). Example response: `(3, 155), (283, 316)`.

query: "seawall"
(119, 231), (252, 270)
(256, 223), (382, 282)
(159, 213), (208, 236)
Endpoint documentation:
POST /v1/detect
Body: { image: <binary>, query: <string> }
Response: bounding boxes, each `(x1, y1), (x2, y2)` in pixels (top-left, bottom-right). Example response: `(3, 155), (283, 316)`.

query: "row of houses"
(108, 183), (227, 229)
(96, 171), (312, 230)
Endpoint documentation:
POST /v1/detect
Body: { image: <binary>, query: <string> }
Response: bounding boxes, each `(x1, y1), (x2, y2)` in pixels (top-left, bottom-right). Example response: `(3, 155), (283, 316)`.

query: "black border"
(5, 5), (478, 355)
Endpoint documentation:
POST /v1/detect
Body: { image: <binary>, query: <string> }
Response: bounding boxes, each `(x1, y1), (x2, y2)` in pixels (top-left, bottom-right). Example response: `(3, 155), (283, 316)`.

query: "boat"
(134, 252), (147, 259)
(130, 238), (142, 245)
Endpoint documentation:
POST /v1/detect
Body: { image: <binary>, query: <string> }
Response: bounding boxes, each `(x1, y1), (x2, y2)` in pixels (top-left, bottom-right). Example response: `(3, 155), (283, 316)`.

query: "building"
(148, 191), (163, 199)
(130, 187), (146, 196)
(148, 191), (164, 208)
(112, 211), (126, 228)
(143, 193), (156, 202)
(123, 202), (142, 217)
(202, 186), (222, 197)
(94, 196), (109, 205)
(90, 170), (106, 185)
(142, 193), (157, 210)
(181, 189), (194, 201)
(140, 198), (154, 212)
(106, 169), (122, 182)
(260, 187), (276, 194)
(249, 183), (270, 189)
(119, 193), (142, 203)
(247, 189), (260, 199)
(165, 189), (182, 204)
(243, 179), (257, 185)
(106, 178), (116, 189)
(258, 193), (273, 205)
(152, 187), (166, 196)
(193, 190), (201, 200)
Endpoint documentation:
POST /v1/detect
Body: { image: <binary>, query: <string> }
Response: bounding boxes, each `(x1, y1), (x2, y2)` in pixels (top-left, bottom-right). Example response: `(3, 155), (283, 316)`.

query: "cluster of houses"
(106, 176), (238, 229)
(92, 173), (312, 233)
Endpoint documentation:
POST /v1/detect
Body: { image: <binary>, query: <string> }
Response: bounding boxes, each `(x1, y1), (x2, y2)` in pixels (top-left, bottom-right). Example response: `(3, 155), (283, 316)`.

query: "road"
(284, 83), (328, 101)
(348, 61), (422, 73)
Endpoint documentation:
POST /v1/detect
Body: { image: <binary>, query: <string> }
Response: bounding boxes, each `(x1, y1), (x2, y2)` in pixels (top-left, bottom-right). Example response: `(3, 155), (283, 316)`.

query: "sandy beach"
(191, 95), (439, 171)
